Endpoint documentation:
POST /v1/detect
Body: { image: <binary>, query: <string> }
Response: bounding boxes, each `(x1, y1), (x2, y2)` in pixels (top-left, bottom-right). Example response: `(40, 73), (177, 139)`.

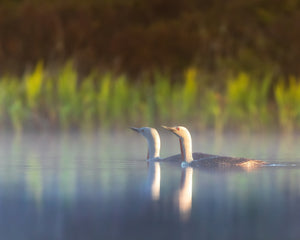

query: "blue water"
(0, 131), (300, 240)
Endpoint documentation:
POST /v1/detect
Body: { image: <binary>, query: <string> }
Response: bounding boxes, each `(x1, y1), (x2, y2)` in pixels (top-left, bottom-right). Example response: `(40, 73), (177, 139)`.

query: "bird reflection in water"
(147, 162), (161, 201)
(177, 167), (193, 221)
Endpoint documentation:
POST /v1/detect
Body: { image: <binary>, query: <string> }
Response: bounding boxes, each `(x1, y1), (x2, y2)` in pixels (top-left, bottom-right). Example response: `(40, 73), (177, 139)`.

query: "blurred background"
(1, 0), (300, 133)
(2, 2), (300, 240)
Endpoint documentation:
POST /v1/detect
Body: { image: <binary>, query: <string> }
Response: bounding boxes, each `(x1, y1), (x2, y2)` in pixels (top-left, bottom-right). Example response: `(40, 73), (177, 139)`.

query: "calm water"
(0, 131), (300, 240)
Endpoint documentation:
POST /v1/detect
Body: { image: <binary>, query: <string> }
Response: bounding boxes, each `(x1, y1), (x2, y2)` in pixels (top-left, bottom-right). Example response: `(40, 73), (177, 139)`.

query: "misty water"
(0, 131), (300, 240)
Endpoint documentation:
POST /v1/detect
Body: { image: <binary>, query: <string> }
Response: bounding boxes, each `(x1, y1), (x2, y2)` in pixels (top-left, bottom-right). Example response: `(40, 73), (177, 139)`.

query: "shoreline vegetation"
(1, 0), (300, 77)
(0, 62), (299, 134)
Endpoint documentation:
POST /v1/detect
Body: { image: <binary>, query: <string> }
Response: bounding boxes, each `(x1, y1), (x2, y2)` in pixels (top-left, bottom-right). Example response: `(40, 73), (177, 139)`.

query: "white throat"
(179, 131), (193, 163)
(146, 133), (160, 160)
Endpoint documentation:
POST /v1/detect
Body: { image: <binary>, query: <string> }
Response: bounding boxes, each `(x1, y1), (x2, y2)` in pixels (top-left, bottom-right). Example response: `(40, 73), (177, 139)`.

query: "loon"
(162, 126), (266, 169)
(130, 127), (214, 162)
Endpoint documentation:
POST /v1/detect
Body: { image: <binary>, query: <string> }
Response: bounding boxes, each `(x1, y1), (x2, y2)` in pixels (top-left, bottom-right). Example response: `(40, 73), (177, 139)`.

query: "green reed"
(57, 62), (79, 129)
(154, 73), (172, 123)
(79, 73), (97, 130)
(225, 72), (272, 131)
(97, 73), (112, 127)
(275, 77), (300, 133)
(25, 62), (43, 110)
(0, 62), (299, 132)
(200, 90), (224, 133)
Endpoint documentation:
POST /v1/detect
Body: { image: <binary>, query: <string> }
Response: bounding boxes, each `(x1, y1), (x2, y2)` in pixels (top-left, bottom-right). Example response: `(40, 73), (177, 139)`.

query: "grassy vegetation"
(0, 62), (299, 133)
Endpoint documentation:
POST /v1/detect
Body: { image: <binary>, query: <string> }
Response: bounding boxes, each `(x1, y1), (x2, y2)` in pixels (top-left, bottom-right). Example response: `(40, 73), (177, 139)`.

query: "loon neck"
(179, 135), (193, 163)
(147, 136), (160, 160)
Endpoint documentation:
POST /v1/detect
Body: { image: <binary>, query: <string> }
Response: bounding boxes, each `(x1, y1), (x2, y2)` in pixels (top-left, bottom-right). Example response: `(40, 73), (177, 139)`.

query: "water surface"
(0, 131), (300, 240)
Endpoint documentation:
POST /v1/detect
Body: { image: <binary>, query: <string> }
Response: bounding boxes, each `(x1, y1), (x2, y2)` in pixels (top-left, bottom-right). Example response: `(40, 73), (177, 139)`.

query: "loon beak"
(130, 127), (140, 133)
(162, 125), (178, 135)
(162, 125), (173, 131)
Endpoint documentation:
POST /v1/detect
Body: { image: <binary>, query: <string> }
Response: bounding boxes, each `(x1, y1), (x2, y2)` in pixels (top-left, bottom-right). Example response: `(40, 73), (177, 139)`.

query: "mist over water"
(0, 131), (300, 240)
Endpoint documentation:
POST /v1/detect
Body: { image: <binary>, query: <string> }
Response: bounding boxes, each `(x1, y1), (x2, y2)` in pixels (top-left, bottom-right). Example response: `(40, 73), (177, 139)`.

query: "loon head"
(130, 127), (161, 160)
(162, 125), (193, 163)
(162, 126), (191, 141)
(130, 127), (159, 140)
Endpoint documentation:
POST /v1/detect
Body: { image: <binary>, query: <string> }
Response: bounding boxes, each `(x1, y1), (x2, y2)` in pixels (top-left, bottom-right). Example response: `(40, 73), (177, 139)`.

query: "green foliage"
(154, 73), (172, 123)
(97, 73), (112, 127)
(1, 63), (300, 133)
(127, 85), (142, 125)
(225, 72), (272, 131)
(0, 76), (27, 130)
(57, 62), (79, 129)
(25, 62), (43, 109)
(79, 73), (97, 129)
(275, 77), (300, 132)
(226, 73), (253, 128)
(10, 99), (26, 133)
(0, 80), (6, 125)
(200, 90), (224, 133)
(110, 75), (129, 123)
(43, 76), (56, 125)
(181, 68), (198, 119)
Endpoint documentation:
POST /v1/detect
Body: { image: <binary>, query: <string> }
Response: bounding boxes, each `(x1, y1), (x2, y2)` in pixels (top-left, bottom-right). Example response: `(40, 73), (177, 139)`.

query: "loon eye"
(141, 129), (144, 132)
(176, 127), (180, 131)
